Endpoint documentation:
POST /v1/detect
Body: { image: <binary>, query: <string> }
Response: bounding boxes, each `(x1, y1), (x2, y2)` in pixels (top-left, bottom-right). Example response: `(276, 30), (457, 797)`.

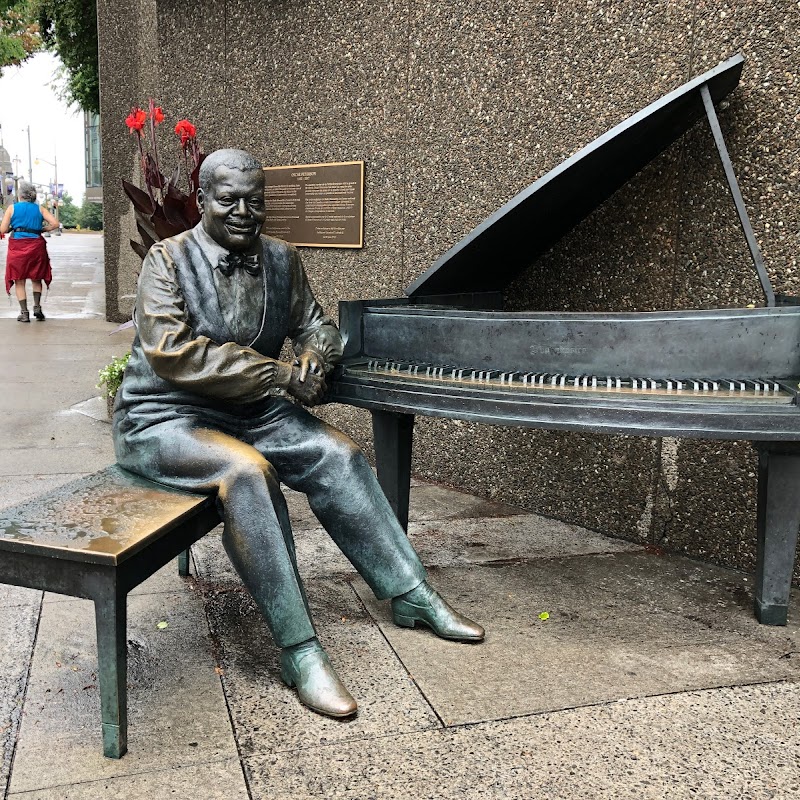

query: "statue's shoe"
(391, 581), (485, 642)
(280, 640), (357, 719)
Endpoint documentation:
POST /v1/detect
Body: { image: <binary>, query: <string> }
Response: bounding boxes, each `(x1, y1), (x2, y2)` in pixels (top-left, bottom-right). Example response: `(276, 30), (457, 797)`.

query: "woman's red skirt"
(5, 236), (52, 294)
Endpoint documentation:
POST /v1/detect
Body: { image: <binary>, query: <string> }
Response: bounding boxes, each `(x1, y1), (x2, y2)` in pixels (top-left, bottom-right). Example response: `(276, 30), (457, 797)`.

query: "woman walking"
(1, 182), (58, 322)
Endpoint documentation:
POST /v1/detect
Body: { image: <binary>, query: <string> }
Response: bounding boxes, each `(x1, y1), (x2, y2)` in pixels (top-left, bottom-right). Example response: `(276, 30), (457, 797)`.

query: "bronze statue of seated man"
(113, 148), (484, 718)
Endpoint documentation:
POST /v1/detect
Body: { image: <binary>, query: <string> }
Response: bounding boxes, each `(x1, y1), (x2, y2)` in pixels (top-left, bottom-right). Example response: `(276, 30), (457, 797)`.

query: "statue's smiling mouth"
(225, 220), (257, 234)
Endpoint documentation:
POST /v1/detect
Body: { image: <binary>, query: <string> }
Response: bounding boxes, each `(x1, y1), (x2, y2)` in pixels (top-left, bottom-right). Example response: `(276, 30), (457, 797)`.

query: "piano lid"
(406, 54), (745, 299)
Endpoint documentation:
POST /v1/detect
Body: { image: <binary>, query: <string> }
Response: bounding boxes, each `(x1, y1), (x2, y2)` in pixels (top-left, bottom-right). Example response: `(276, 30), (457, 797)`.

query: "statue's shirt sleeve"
(287, 247), (344, 370)
(136, 242), (290, 403)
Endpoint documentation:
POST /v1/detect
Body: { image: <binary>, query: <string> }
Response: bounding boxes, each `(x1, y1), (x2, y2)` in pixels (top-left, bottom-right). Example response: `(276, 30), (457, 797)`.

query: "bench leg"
(372, 410), (414, 532)
(755, 444), (800, 625)
(178, 548), (191, 577)
(94, 586), (128, 758)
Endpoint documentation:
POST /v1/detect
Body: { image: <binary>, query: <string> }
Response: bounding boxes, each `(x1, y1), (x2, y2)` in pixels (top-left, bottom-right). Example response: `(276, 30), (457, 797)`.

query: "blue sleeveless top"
(10, 202), (44, 239)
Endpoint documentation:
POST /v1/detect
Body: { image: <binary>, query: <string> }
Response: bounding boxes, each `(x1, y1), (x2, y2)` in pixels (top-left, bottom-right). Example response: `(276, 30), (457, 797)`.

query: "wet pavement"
(0, 233), (798, 799)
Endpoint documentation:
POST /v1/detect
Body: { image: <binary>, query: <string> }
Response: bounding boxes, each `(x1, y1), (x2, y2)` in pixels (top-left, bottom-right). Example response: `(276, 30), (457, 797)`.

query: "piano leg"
(754, 443), (800, 625)
(372, 410), (414, 532)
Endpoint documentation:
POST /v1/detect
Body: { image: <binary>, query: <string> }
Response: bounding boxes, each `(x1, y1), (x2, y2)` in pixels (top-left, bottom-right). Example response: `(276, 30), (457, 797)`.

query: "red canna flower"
(174, 119), (197, 146)
(125, 107), (147, 134)
(150, 106), (165, 124)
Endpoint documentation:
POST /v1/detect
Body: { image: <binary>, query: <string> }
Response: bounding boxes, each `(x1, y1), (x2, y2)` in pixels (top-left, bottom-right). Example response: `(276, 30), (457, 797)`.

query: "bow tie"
(216, 252), (261, 278)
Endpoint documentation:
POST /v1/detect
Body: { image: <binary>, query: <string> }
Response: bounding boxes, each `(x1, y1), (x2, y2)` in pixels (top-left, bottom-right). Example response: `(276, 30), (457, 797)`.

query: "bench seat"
(0, 465), (221, 758)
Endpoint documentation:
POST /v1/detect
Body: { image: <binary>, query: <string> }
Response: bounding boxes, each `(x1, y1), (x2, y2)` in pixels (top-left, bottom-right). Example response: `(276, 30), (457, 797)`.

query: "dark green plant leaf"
(122, 179), (155, 216)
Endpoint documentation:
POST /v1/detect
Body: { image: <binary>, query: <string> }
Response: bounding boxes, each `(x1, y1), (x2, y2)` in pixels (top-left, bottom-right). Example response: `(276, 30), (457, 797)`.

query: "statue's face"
(198, 165), (266, 252)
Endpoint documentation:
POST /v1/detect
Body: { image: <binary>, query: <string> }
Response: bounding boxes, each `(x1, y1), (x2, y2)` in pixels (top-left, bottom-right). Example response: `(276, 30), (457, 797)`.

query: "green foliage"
(97, 352), (130, 399)
(78, 195), (102, 229)
(37, 0), (98, 113)
(57, 191), (79, 227)
(0, 0), (41, 74)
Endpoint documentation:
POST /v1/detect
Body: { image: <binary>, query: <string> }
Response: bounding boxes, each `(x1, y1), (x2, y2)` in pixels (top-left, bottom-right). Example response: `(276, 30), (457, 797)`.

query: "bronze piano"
(328, 54), (800, 626)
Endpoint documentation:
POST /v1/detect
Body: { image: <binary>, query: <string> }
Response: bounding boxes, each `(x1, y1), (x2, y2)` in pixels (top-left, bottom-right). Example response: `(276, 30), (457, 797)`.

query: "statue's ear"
(196, 188), (205, 215)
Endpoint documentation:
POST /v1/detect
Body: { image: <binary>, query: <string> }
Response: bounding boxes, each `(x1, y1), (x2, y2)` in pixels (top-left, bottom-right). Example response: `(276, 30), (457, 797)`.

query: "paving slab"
(202, 576), (439, 758)
(0, 474), (86, 511)
(191, 508), (641, 592)
(7, 592), (237, 794)
(0, 602), (40, 799)
(7, 759), (249, 800)
(243, 682), (800, 800)
(0, 446), (115, 477)
(353, 555), (800, 726)
(0, 412), (112, 453)
(0, 585), (41, 608)
(281, 481), (528, 532)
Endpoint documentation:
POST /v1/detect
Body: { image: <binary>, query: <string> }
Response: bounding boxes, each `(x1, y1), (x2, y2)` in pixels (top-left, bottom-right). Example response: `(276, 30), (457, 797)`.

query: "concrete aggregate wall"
(97, 0), (800, 579)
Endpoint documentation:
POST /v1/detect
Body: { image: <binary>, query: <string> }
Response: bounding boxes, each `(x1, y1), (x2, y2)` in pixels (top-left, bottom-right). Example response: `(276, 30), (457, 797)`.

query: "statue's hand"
(293, 351), (324, 381)
(287, 364), (326, 406)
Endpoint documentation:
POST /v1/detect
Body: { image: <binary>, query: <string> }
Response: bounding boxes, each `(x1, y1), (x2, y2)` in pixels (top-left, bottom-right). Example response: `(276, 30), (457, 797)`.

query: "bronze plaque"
(262, 160), (364, 248)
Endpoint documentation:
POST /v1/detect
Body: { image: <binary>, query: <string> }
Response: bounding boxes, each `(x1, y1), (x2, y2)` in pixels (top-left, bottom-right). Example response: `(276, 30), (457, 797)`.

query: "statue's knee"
(221, 456), (277, 496)
(325, 432), (363, 472)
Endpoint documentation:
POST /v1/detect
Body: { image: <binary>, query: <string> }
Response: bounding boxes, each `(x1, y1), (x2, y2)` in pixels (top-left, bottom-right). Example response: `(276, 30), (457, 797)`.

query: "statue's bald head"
(196, 148), (267, 252)
(198, 149), (263, 192)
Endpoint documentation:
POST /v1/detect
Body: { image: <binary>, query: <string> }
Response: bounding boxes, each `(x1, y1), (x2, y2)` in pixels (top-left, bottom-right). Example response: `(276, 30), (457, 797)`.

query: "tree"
(57, 191), (79, 227)
(78, 195), (102, 230)
(0, 0), (41, 74)
(37, 0), (98, 113)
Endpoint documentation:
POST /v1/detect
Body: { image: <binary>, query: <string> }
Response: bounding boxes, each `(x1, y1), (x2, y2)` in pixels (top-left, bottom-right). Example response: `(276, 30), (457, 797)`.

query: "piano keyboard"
(346, 360), (793, 402)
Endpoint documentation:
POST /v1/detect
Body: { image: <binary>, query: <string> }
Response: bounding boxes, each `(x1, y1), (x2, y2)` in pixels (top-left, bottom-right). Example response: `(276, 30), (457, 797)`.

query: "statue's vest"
(116, 228), (295, 414)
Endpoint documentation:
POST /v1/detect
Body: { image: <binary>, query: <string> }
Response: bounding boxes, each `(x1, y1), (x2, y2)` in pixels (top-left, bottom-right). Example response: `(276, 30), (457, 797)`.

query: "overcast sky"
(0, 52), (86, 202)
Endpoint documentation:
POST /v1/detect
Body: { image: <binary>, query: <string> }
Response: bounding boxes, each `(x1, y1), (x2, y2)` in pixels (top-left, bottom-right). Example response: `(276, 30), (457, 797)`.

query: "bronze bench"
(0, 466), (220, 758)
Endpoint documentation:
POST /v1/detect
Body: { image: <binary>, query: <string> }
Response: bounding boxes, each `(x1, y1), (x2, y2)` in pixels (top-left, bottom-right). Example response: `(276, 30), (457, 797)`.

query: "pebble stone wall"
(97, 0), (800, 580)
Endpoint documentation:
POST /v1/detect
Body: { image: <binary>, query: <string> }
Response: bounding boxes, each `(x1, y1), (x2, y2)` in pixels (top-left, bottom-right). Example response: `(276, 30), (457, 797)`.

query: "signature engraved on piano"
(529, 345), (587, 356)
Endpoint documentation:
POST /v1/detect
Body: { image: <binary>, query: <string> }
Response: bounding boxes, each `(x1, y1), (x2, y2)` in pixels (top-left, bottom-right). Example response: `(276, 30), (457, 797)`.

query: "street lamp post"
(23, 126), (32, 182)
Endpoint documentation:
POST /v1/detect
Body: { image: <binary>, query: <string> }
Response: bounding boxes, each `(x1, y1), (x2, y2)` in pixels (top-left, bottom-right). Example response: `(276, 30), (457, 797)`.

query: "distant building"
(84, 111), (102, 204)
(0, 145), (14, 205)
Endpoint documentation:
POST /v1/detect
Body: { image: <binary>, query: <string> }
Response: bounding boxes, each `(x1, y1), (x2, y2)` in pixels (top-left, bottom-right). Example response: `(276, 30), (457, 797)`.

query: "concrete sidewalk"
(1, 233), (798, 799)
